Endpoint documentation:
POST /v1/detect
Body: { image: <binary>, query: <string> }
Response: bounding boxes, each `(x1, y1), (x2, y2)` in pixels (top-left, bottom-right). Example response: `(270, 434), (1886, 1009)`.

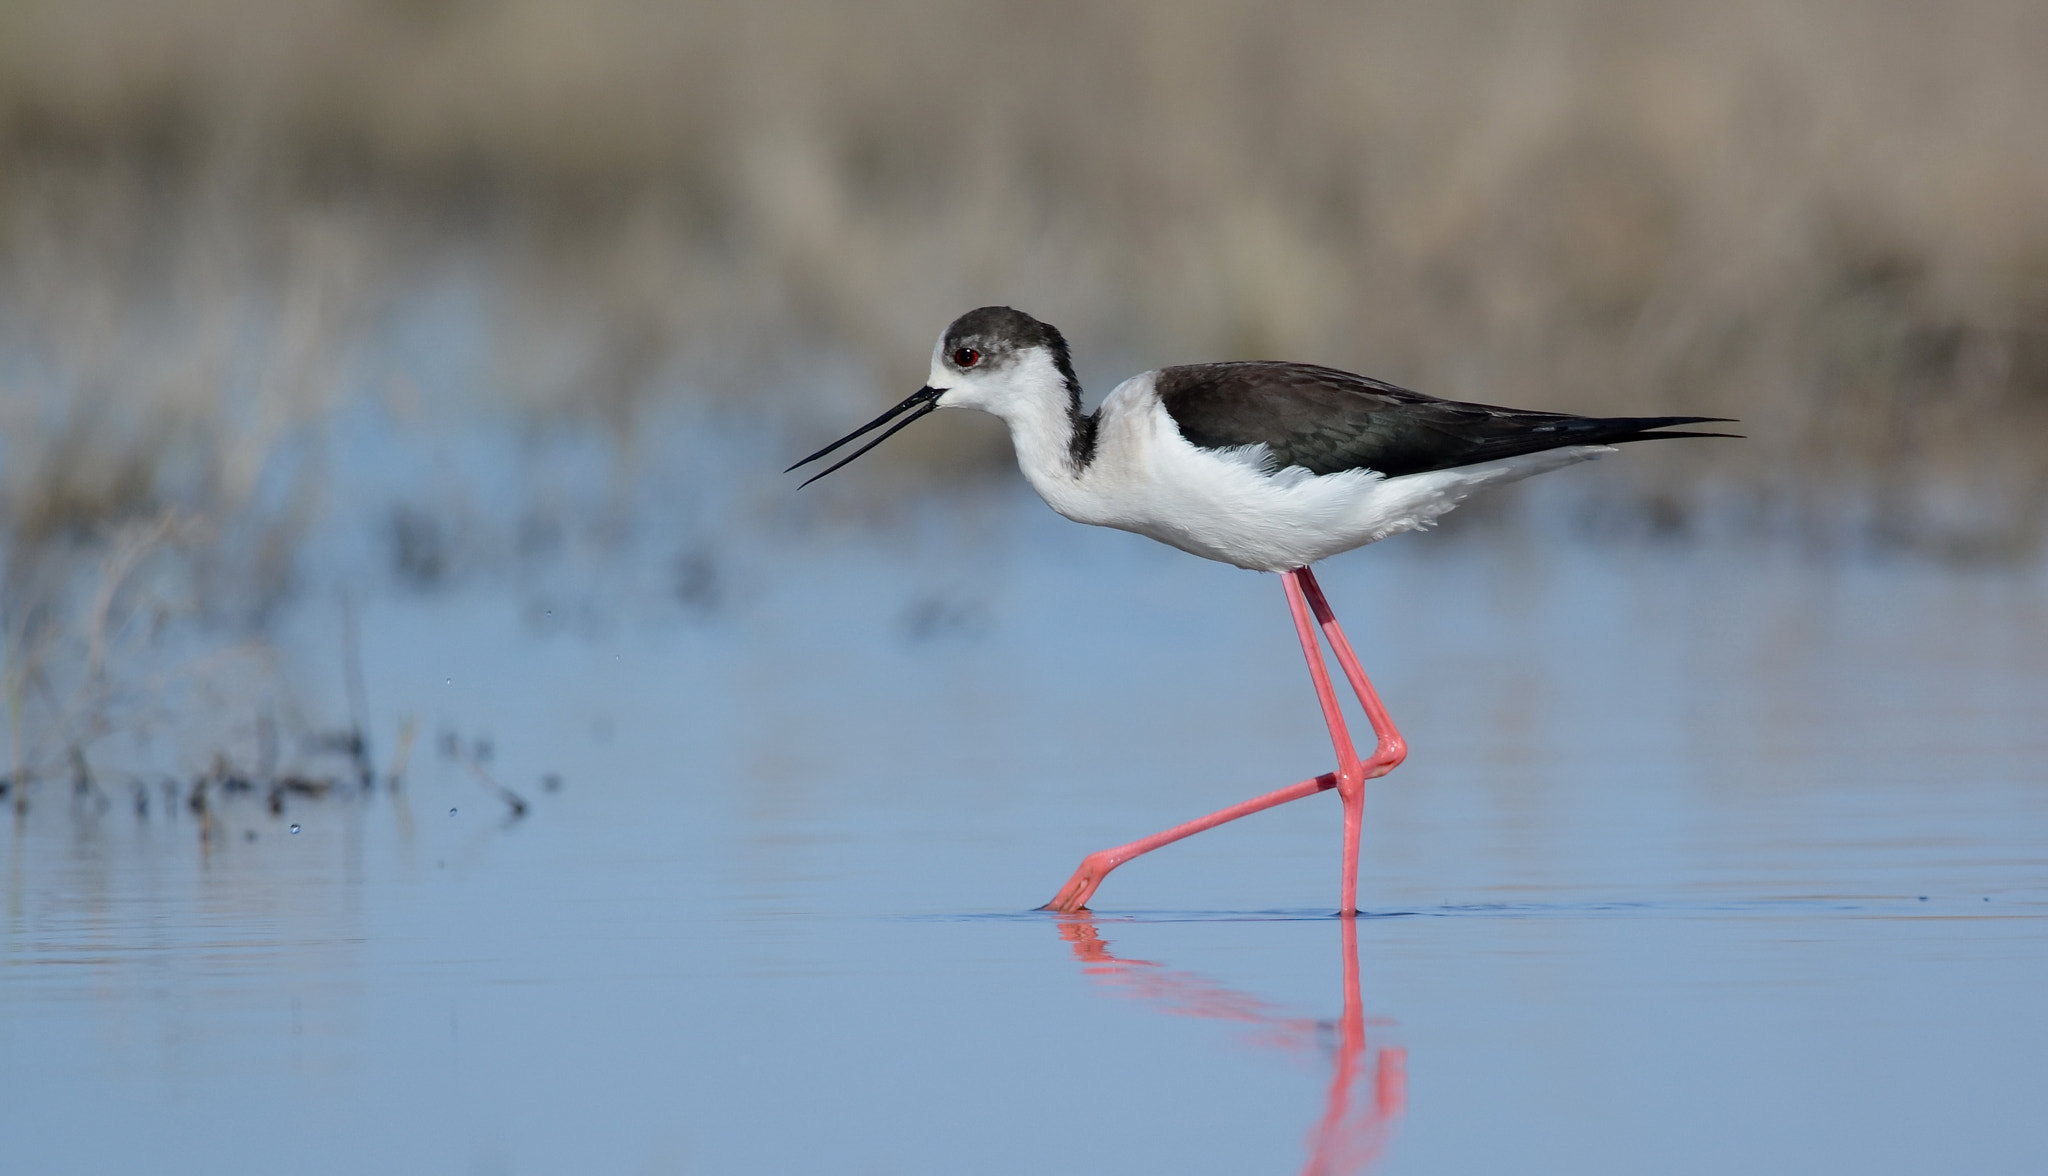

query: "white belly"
(1026, 383), (1613, 573)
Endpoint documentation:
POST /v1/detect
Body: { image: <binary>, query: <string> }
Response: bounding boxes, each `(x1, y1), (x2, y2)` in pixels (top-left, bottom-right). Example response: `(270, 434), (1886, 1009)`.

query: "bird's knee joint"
(1373, 740), (1408, 773)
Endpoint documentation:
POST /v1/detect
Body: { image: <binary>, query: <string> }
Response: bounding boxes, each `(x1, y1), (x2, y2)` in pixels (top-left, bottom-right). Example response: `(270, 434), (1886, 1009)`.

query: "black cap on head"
(940, 306), (1083, 417)
(941, 306), (1072, 372)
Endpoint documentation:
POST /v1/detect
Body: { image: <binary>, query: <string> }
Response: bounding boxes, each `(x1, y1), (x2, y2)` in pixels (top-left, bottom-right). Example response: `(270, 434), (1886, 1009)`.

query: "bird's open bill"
(786, 385), (942, 487)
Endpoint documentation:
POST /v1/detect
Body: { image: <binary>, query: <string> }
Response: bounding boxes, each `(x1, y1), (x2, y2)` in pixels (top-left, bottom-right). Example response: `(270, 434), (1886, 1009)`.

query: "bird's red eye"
(953, 348), (981, 368)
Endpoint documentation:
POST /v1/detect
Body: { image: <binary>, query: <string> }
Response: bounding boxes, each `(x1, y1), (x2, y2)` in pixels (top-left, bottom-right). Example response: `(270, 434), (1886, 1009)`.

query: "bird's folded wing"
(1156, 362), (1731, 477)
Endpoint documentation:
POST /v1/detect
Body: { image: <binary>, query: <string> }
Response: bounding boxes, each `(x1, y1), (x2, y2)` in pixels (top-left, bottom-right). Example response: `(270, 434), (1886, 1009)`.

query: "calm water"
(4, 427), (2047, 1173)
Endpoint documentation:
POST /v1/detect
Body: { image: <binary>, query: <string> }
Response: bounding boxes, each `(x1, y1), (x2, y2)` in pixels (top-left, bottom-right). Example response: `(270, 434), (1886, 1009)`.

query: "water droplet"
(449, 807), (457, 816)
(289, 824), (300, 834)
(445, 677), (453, 685)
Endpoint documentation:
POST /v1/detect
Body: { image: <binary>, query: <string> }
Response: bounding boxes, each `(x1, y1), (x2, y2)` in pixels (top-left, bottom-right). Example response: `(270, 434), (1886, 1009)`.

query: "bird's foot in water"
(1042, 851), (1120, 913)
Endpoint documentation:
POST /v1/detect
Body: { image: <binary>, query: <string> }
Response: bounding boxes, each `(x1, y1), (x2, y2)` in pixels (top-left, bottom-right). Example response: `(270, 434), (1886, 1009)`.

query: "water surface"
(5, 446), (2046, 1174)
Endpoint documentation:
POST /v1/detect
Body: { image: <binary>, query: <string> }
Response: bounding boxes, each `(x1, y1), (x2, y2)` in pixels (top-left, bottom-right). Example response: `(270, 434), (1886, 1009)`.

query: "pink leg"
(1294, 566), (1408, 916)
(1042, 567), (1408, 915)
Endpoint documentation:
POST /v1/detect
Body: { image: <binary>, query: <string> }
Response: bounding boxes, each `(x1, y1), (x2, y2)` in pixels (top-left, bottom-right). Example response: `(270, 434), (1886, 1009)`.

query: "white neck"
(1002, 392), (1087, 495)
(939, 347), (1094, 499)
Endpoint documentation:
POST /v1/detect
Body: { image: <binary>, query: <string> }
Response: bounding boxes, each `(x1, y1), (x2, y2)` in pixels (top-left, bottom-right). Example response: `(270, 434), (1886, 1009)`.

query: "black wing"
(1155, 362), (1735, 477)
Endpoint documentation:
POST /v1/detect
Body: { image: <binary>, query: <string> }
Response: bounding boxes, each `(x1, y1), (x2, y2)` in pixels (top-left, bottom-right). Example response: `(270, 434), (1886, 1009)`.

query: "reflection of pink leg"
(1057, 915), (1407, 1175)
(1301, 918), (1406, 1176)
(1043, 567), (1408, 915)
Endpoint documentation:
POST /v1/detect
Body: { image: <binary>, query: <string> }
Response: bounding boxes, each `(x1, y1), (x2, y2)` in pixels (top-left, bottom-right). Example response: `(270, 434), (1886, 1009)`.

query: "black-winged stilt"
(790, 306), (1734, 915)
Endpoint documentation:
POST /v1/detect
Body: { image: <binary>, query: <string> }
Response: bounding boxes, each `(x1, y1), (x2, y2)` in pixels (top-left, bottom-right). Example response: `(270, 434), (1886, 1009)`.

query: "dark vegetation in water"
(0, 561), (544, 827)
(3, 712), (544, 838)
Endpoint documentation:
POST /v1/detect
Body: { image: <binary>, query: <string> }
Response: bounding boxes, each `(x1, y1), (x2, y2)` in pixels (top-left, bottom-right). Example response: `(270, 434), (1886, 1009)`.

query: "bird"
(789, 305), (1734, 915)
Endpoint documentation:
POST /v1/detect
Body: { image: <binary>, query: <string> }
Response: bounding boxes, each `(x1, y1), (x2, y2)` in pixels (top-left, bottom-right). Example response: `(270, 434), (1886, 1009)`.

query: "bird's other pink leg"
(1040, 772), (1338, 913)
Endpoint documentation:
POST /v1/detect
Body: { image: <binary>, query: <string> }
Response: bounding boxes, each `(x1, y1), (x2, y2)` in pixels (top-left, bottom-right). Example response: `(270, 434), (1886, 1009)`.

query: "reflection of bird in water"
(1055, 916), (1406, 1176)
(792, 306), (1734, 912)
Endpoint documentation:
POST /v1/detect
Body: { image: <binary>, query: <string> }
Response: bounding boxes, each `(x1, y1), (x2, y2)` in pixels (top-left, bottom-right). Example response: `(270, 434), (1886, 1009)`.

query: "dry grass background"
(3, 0), (2047, 791)
(5, 0), (2048, 545)
(1, 0), (2047, 583)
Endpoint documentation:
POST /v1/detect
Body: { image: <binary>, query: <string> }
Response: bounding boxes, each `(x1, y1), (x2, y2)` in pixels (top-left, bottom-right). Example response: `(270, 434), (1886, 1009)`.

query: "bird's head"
(788, 306), (1080, 485)
(923, 306), (1077, 415)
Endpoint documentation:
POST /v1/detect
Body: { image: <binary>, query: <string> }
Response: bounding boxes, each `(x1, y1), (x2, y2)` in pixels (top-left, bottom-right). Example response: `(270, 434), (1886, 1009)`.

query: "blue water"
(4, 417), (2047, 1173)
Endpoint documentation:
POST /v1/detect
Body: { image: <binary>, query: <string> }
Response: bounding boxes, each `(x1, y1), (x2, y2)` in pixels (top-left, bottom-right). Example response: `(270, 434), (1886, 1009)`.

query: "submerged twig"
(462, 754), (528, 819)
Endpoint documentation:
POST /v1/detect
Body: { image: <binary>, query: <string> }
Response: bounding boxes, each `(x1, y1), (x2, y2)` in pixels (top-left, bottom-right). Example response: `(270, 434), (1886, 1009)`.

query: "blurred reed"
(3, 0), (2046, 557)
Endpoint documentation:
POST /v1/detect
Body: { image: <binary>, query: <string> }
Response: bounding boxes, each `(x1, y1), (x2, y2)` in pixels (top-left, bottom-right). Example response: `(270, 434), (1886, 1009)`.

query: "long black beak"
(786, 386), (943, 487)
